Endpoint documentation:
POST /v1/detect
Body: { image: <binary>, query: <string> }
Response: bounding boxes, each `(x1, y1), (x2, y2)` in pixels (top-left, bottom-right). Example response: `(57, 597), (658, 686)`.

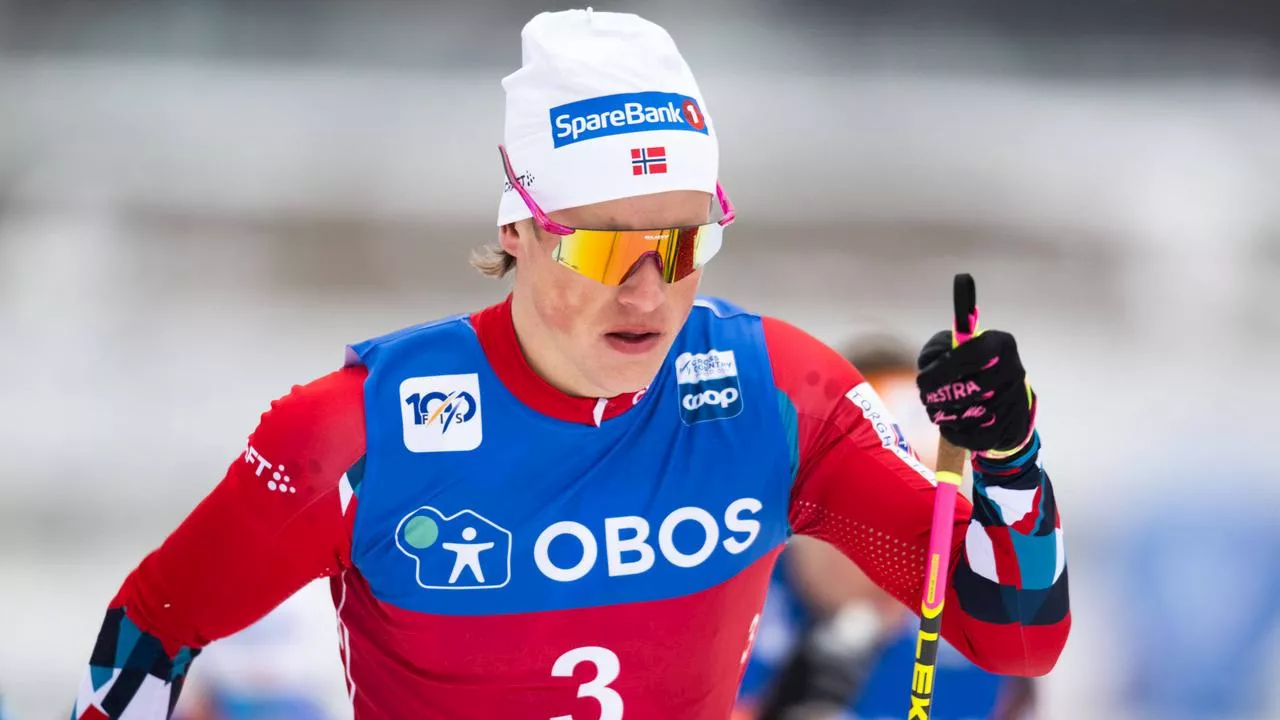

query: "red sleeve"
(763, 316), (1069, 677)
(74, 367), (367, 718)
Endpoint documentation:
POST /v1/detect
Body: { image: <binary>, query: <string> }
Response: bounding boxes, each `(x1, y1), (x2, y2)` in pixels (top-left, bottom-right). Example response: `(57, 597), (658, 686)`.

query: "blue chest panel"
(347, 299), (796, 616)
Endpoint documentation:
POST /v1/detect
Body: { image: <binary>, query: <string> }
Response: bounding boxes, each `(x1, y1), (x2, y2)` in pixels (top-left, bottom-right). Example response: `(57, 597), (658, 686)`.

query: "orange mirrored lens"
(552, 224), (723, 285)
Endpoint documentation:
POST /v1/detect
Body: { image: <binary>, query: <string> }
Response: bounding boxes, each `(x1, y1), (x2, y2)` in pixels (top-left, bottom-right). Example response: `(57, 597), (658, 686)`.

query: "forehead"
(550, 190), (713, 230)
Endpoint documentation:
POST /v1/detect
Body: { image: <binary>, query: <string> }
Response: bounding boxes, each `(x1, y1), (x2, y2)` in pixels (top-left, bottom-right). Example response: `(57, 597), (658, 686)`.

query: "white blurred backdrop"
(2, 2), (1279, 719)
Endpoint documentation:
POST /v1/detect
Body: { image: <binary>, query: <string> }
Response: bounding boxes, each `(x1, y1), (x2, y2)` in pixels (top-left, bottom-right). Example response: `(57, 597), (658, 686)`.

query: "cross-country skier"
(73, 9), (1069, 719)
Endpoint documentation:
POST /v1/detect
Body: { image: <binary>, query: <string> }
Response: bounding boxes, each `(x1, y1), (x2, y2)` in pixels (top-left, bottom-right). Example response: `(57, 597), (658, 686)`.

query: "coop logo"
(675, 348), (743, 425)
(399, 374), (483, 453)
(550, 91), (710, 148)
(682, 387), (739, 411)
(395, 506), (512, 589)
(533, 498), (763, 582)
(845, 382), (935, 483)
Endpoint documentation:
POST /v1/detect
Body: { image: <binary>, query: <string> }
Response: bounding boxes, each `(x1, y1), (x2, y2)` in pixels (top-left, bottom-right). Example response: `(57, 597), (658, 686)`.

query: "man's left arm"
(762, 317), (1070, 677)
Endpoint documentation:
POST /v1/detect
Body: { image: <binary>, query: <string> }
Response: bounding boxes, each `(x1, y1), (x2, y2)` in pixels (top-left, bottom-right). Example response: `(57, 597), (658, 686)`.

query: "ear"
(498, 220), (532, 257)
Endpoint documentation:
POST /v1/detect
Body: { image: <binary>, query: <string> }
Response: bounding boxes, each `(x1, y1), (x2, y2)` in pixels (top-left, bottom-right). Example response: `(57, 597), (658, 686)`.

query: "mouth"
(603, 329), (663, 355)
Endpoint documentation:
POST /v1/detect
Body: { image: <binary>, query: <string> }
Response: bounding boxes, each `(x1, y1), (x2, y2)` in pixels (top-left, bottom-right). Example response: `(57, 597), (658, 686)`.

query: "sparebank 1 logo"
(676, 348), (743, 425)
(549, 91), (710, 148)
(395, 506), (512, 590)
(399, 374), (483, 453)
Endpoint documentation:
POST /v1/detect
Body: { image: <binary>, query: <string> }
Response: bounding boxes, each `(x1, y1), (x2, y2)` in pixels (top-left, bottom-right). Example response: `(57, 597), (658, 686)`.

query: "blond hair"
(469, 244), (517, 278)
(471, 219), (537, 278)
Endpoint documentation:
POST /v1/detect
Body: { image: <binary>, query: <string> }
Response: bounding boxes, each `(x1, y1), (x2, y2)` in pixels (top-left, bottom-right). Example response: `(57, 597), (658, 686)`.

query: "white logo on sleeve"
(243, 444), (298, 495)
(845, 382), (936, 483)
(400, 374), (483, 453)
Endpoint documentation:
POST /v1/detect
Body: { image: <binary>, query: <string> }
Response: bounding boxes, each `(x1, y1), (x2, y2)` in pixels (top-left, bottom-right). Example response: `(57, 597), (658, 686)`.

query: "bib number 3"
(550, 646), (624, 720)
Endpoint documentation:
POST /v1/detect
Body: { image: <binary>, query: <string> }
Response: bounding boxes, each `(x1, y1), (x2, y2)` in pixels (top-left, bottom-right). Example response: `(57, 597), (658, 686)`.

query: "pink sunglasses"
(499, 144), (736, 285)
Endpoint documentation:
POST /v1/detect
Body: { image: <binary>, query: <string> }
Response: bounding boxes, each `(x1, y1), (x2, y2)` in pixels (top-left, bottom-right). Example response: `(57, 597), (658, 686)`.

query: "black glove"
(755, 611), (885, 720)
(916, 329), (1036, 457)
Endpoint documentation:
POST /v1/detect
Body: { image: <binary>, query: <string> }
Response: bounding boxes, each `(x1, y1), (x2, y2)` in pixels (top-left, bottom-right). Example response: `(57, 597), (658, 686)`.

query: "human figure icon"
(442, 526), (496, 584)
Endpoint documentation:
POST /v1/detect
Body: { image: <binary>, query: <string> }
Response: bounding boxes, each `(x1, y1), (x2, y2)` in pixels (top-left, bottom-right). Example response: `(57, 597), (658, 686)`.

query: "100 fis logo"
(406, 390), (476, 434)
(400, 373), (484, 453)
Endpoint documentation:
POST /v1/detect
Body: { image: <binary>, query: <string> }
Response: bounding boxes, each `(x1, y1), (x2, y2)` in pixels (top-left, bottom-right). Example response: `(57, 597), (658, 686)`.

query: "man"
(740, 337), (1038, 720)
(74, 9), (1069, 719)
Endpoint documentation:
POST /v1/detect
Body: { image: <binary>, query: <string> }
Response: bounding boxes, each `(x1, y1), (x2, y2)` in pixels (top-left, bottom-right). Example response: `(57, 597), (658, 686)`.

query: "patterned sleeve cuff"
(973, 431), (1042, 488)
(73, 608), (198, 720)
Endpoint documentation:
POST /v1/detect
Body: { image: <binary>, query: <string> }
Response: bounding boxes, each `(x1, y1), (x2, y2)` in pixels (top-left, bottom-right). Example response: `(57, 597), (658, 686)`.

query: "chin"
(592, 355), (667, 397)
(590, 334), (672, 387)
(605, 367), (662, 396)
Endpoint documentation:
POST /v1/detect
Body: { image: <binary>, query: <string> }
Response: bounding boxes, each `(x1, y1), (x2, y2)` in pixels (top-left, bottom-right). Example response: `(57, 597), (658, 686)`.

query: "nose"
(615, 255), (666, 314)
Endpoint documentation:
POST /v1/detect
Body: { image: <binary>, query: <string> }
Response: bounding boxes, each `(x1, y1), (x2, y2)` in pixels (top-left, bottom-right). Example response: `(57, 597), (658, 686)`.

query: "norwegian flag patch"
(631, 146), (667, 175)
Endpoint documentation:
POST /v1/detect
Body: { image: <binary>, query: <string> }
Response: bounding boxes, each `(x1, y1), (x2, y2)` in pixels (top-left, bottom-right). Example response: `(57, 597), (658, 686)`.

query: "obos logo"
(549, 91), (709, 148)
(844, 382), (935, 483)
(399, 374), (483, 453)
(395, 507), (512, 589)
(675, 348), (743, 425)
(534, 498), (763, 582)
(394, 499), (762, 590)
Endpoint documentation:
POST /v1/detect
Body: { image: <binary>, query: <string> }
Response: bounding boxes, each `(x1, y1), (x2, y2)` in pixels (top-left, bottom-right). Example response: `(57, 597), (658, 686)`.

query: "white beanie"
(497, 8), (719, 226)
